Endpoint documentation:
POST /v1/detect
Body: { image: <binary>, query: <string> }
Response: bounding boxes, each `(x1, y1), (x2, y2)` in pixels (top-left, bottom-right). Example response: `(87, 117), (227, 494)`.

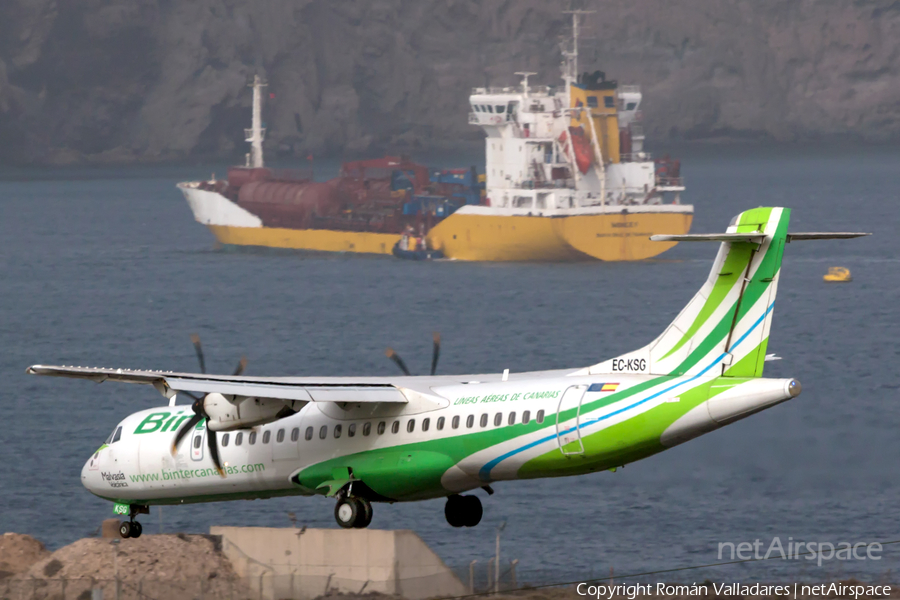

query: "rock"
(0, 0), (898, 165)
(0, 533), (50, 578)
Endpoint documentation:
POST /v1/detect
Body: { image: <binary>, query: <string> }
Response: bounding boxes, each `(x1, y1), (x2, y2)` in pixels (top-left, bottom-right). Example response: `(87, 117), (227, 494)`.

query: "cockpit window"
(111, 426), (123, 444)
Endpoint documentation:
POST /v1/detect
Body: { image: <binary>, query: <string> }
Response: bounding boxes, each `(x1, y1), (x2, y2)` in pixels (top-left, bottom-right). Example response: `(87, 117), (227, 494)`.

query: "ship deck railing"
(656, 176), (684, 187)
(471, 85), (557, 96)
(620, 152), (653, 162)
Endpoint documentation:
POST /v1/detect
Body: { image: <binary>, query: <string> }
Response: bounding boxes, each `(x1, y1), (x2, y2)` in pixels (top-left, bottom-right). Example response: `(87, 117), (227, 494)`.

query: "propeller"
(385, 331), (441, 376)
(171, 334), (247, 478)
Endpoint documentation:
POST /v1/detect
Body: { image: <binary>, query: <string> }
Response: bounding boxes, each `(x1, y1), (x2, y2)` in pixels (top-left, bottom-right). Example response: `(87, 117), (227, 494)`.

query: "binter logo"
(134, 412), (196, 435)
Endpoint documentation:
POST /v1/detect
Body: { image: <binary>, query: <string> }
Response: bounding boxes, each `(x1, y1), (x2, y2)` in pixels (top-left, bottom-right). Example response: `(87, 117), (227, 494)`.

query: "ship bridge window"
(626, 102), (637, 111)
(473, 105), (481, 112)
(495, 105), (505, 113)
(604, 96), (615, 108)
(486, 105), (494, 113)
(513, 196), (532, 208)
(587, 96), (599, 108)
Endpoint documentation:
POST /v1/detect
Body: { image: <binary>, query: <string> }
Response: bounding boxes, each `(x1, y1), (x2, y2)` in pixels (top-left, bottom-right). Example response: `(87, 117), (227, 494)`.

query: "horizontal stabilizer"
(650, 233), (765, 243)
(786, 232), (871, 242)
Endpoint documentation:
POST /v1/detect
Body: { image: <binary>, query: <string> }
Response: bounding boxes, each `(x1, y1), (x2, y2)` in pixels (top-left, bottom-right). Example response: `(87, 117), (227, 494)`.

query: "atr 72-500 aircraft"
(28, 207), (866, 539)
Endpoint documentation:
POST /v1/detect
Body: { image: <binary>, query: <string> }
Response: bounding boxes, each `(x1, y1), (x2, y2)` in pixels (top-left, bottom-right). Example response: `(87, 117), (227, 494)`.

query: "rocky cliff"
(1, 0), (898, 165)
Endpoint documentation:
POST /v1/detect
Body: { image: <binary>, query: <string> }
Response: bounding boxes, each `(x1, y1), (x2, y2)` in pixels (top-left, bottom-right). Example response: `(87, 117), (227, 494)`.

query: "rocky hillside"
(1, 0), (898, 165)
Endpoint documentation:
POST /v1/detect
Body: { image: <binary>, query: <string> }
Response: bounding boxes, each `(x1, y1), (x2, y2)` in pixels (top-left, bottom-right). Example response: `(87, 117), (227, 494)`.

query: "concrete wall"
(210, 526), (467, 600)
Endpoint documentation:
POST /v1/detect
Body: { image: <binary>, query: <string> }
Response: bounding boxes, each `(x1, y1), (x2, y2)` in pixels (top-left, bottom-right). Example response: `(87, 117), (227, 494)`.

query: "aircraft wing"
(25, 365), (409, 404)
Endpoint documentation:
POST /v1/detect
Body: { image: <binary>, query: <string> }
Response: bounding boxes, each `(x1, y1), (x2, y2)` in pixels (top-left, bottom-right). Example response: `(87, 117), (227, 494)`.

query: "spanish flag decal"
(588, 383), (619, 392)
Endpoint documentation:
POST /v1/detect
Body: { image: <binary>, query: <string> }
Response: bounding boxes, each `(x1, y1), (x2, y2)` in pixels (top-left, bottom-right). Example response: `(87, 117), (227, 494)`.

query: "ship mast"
(561, 10), (594, 102)
(245, 75), (267, 168)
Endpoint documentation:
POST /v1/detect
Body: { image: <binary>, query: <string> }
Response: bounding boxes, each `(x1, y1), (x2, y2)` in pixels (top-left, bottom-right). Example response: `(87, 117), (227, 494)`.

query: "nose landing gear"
(118, 504), (149, 538)
(334, 496), (373, 529)
(444, 494), (482, 527)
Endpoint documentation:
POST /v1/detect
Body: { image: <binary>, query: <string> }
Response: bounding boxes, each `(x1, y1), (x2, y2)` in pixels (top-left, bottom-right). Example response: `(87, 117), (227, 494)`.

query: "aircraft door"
(190, 427), (204, 461)
(272, 425), (301, 461)
(556, 385), (587, 455)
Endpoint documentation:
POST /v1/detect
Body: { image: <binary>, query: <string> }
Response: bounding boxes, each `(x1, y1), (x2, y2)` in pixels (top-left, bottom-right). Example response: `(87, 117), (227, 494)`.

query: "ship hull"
(180, 184), (692, 261)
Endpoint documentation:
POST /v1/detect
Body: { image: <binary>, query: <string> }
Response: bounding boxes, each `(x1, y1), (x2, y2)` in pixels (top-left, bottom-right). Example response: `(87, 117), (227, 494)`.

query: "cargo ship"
(179, 15), (692, 261)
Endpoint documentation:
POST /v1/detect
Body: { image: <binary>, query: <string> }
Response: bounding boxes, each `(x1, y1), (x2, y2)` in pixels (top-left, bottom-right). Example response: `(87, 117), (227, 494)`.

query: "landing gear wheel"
(462, 495), (482, 527)
(334, 497), (361, 529)
(354, 497), (373, 529)
(444, 496), (466, 528)
(119, 521), (132, 539)
(130, 521), (143, 538)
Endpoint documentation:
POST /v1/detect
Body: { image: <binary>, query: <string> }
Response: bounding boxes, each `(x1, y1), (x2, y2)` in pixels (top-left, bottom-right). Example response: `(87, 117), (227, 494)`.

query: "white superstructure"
(467, 13), (686, 215)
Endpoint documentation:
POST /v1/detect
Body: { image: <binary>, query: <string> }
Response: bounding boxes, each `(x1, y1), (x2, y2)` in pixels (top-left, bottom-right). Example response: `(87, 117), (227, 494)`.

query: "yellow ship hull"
(208, 225), (399, 255)
(205, 210), (692, 261)
(428, 210), (693, 261)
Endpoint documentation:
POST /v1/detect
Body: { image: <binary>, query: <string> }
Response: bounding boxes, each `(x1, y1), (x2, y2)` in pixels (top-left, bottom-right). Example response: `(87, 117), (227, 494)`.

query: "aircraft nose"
(81, 450), (102, 491)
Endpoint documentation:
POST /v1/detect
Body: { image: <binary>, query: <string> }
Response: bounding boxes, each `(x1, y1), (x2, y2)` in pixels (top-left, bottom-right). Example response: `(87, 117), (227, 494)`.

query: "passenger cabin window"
(222, 433), (230, 447)
(452, 416), (460, 429)
(480, 414), (488, 428)
(348, 423), (357, 438)
(391, 421), (400, 434)
(587, 96), (599, 108)
(334, 424), (342, 438)
(536, 410), (545, 423)
(193, 436), (202, 449)
(290, 428), (299, 442)
(422, 418), (430, 432)
(436, 417), (445, 430)
(522, 410), (531, 424)
(508, 412), (516, 425)
(466, 415), (474, 428)
(494, 413), (503, 426)
(363, 422), (372, 436)
(263, 431), (271, 444)
(604, 96), (615, 108)
(378, 421), (386, 435)
(305, 427), (313, 441)
(275, 429), (284, 443)
(235, 432), (243, 446)
(248, 432), (257, 445)
(319, 425), (327, 440)
(407, 419), (416, 433)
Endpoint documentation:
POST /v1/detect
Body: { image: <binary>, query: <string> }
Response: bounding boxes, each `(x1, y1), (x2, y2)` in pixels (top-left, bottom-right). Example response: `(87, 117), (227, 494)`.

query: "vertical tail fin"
(585, 207), (790, 379)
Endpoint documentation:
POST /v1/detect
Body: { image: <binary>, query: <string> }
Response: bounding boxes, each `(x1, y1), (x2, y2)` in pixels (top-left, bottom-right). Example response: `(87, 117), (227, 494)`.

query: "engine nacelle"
(203, 393), (307, 431)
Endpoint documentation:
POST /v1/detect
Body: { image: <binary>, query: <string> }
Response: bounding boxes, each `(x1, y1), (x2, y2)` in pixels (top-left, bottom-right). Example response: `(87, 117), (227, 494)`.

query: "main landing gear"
(444, 494), (482, 528)
(334, 496), (373, 529)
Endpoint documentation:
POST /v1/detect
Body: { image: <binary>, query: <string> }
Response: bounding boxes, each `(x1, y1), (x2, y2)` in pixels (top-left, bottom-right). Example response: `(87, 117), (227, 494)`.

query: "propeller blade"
(190, 334), (206, 374)
(431, 331), (441, 376)
(385, 347), (411, 376)
(233, 356), (248, 377)
(206, 425), (226, 478)
(170, 413), (203, 455)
